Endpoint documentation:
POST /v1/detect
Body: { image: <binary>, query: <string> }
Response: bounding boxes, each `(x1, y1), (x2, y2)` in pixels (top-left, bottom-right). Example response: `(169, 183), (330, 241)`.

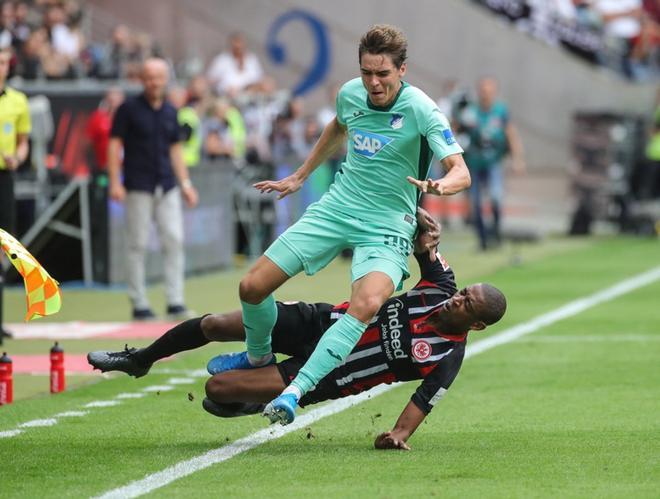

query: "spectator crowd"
(2, 1), (660, 83)
(0, 0), (162, 80)
(473, 0), (660, 80)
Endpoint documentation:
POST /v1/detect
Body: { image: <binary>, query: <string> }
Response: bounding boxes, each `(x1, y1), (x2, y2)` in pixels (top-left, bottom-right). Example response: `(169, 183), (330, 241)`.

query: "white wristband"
(181, 178), (192, 189)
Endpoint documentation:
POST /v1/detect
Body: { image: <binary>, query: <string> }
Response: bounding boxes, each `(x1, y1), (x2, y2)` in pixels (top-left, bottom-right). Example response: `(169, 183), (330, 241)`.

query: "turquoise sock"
(241, 295), (277, 358)
(291, 313), (367, 395)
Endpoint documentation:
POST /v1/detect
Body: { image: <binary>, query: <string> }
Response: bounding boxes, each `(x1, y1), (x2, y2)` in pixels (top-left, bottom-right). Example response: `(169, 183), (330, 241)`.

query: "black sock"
(134, 315), (210, 366)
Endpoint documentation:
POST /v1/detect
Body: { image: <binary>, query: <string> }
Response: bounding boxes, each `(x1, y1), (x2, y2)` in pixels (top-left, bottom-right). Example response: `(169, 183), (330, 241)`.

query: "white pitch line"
(116, 393), (147, 399)
(92, 264), (660, 499)
(84, 400), (121, 408)
(94, 386), (391, 499)
(167, 378), (196, 385)
(55, 411), (89, 417)
(0, 429), (23, 438)
(19, 418), (58, 428)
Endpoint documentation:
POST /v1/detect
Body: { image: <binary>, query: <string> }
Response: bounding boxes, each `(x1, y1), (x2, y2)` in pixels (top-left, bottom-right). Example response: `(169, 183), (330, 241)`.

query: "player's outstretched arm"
(254, 117), (347, 200)
(374, 400), (426, 451)
(407, 153), (471, 197)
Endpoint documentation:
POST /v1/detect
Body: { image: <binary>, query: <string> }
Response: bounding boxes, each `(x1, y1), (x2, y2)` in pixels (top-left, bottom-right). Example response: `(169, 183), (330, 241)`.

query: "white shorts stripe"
(335, 364), (389, 386)
(343, 346), (382, 364)
(407, 288), (449, 296)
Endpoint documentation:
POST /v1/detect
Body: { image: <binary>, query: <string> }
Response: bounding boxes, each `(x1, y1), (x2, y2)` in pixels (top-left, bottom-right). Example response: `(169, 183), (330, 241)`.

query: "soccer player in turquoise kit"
(214, 24), (471, 425)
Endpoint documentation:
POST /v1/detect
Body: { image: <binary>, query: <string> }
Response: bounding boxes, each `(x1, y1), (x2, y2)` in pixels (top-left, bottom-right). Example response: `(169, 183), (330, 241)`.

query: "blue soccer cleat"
(207, 351), (275, 375)
(262, 393), (299, 425)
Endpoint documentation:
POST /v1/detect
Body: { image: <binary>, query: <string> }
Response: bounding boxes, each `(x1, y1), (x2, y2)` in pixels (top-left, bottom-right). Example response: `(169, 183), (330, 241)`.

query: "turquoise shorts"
(264, 207), (415, 290)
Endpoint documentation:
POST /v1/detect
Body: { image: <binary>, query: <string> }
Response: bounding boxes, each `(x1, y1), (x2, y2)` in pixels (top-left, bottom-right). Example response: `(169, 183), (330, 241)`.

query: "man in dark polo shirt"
(108, 57), (199, 320)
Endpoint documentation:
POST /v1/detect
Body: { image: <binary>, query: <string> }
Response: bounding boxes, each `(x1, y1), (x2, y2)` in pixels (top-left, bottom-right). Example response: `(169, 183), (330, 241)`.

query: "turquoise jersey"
(463, 100), (510, 171)
(311, 78), (463, 235)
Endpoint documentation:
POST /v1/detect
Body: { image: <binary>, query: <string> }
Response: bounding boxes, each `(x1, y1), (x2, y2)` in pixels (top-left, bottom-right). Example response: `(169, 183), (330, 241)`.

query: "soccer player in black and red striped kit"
(88, 219), (506, 450)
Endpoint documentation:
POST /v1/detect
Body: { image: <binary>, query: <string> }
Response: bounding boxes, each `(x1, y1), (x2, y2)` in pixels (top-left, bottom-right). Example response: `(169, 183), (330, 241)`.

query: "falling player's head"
(426, 283), (507, 334)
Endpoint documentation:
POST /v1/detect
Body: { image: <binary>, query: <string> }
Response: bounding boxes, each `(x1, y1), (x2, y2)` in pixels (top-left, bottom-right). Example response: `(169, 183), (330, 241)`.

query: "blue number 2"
(266, 9), (331, 96)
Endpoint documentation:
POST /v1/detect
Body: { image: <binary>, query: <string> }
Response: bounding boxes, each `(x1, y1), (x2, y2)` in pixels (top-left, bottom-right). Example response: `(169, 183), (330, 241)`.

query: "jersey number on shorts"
(384, 235), (412, 256)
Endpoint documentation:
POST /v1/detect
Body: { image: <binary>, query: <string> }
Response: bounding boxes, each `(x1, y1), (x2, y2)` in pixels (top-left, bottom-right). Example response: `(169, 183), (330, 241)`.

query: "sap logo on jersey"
(352, 129), (393, 158)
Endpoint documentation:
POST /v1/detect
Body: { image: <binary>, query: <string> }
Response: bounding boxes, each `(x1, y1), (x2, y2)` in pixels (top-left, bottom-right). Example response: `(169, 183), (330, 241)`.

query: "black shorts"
(272, 301), (344, 407)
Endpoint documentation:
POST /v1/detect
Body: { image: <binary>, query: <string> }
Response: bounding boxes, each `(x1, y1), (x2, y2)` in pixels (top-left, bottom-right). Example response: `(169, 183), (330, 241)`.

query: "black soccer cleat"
(202, 397), (265, 418)
(87, 345), (152, 378)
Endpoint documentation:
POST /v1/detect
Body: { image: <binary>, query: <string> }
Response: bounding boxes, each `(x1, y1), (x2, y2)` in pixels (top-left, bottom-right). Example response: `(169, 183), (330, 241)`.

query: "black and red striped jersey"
(323, 251), (466, 414)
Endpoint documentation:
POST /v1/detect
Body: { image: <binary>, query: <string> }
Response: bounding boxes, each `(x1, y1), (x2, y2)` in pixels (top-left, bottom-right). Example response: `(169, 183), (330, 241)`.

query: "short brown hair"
(358, 24), (408, 68)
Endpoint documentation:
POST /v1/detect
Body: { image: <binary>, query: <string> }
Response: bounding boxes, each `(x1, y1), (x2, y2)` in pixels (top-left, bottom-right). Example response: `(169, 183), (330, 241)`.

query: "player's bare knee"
(239, 275), (266, 304)
(205, 375), (232, 402)
(200, 314), (223, 341)
(350, 295), (384, 322)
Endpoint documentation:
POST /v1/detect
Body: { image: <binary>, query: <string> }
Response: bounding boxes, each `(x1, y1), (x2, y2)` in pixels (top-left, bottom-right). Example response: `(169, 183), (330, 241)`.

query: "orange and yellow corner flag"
(0, 228), (62, 321)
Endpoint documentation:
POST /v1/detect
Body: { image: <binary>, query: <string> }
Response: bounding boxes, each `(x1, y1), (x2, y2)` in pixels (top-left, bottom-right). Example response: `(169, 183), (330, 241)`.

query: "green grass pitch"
(0, 234), (658, 498)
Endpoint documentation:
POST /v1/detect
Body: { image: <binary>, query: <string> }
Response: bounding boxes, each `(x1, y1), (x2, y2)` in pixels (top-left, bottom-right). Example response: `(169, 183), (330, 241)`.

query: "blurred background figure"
(86, 86), (125, 173)
(640, 87), (660, 199)
(90, 23), (133, 79)
(207, 32), (264, 98)
(593, 0), (644, 78)
(316, 82), (340, 128)
(41, 2), (83, 78)
(0, 1), (14, 50)
(241, 74), (287, 164)
(202, 97), (246, 161)
(463, 76), (526, 251)
(168, 84), (202, 168)
(0, 46), (30, 342)
(108, 58), (198, 321)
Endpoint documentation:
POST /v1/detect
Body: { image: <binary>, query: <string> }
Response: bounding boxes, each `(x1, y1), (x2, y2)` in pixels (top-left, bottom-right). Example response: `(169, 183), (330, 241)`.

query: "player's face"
(438, 285), (487, 331)
(360, 52), (406, 107)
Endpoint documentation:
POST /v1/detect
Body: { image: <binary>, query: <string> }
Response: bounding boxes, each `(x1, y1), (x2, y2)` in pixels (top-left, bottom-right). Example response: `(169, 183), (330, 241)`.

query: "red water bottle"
(0, 352), (13, 405)
(50, 342), (65, 394)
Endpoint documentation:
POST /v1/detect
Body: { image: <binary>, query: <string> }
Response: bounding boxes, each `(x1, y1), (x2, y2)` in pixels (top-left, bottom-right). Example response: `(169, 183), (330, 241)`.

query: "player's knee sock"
(135, 315), (209, 366)
(289, 313), (367, 396)
(242, 295), (277, 361)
